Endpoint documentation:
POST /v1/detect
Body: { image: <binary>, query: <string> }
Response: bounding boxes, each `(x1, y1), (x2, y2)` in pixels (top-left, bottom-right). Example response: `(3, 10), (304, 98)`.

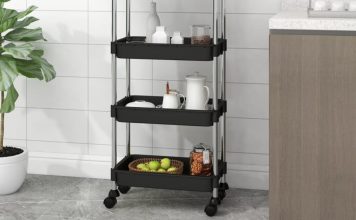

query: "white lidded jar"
(171, 31), (184, 44)
(152, 26), (169, 44)
(146, 2), (161, 43)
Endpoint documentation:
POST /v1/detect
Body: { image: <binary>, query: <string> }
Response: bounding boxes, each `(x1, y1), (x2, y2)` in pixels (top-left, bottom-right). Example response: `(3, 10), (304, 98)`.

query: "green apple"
(141, 167), (149, 172)
(160, 158), (171, 170)
(157, 168), (166, 173)
(148, 161), (160, 171)
(136, 163), (146, 170)
(167, 167), (177, 172)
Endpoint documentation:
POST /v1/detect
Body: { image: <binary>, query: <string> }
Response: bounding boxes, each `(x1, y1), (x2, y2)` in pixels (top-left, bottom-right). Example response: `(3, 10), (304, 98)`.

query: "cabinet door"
(270, 33), (356, 220)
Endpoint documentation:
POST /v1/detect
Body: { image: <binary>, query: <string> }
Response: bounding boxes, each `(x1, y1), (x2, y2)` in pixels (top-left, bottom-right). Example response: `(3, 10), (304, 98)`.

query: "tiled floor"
(0, 175), (268, 220)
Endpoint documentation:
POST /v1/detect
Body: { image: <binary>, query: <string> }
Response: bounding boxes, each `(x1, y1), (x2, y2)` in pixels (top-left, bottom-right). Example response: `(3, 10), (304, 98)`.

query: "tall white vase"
(146, 2), (161, 43)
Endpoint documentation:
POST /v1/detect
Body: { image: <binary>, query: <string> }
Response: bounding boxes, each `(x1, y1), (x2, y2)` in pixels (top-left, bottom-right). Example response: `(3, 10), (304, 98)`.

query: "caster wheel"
(118, 185), (131, 194)
(205, 204), (218, 217)
(103, 197), (117, 209)
(220, 182), (229, 190)
(218, 189), (226, 201)
(205, 197), (219, 216)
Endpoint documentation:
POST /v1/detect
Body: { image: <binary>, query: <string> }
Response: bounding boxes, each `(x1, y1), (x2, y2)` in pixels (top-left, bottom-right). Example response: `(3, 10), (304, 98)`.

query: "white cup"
(331, 1), (346, 11)
(313, 0), (328, 11)
(349, 1), (356, 11)
(162, 91), (185, 109)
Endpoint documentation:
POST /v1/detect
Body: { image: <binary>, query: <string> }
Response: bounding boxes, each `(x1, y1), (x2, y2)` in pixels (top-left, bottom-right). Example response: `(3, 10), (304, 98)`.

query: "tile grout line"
(25, 0), (28, 151)
(86, 0), (90, 155)
(151, 59), (154, 155)
(49, 75), (270, 86)
(5, 137), (269, 156)
(33, 9), (277, 16)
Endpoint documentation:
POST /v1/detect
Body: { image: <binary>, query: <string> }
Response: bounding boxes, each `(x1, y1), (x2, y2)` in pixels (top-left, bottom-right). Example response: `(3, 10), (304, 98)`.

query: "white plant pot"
(0, 149), (28, 195)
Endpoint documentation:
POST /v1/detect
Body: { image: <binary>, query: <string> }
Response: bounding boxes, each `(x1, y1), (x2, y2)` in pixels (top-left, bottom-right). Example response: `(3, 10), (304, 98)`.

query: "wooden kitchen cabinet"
(270, 33), (356, 220)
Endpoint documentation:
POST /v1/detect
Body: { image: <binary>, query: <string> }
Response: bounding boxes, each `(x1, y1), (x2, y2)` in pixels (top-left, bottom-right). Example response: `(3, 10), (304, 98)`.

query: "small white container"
(313, 0), (328, 11)
(152, 26), (169, 44)
(349, 1), (356, 11)
(171, 32), (184, 44)
(331, 1), (346, 11)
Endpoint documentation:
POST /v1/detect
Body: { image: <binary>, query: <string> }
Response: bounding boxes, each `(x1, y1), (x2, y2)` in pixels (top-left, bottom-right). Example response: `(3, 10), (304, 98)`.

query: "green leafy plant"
(0, 0), (56, 153)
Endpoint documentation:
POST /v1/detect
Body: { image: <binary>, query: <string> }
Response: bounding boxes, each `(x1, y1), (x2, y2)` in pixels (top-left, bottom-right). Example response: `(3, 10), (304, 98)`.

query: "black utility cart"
(104, 0), (229, 217)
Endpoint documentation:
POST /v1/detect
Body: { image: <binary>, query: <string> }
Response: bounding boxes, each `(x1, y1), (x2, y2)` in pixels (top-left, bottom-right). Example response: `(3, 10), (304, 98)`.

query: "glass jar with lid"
(190, 143), (212, 176)
(191, 25), (211, 45)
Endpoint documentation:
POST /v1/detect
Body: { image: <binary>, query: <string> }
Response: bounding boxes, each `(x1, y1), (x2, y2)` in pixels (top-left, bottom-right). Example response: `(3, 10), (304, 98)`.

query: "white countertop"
(269, 11), (356, 31)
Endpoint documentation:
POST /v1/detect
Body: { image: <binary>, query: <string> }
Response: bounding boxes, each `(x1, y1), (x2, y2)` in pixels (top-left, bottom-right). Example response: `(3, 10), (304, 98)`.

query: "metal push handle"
(111, 0), (118, 170)
(212, 0), (220, 199)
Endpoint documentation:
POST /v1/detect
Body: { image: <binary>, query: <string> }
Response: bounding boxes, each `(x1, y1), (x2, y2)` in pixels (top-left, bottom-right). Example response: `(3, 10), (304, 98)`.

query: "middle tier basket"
(111, 96), (227, 127)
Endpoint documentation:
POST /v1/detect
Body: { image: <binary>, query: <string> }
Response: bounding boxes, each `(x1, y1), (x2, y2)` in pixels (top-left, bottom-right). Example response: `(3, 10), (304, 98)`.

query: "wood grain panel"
(270, 34), (356, 220)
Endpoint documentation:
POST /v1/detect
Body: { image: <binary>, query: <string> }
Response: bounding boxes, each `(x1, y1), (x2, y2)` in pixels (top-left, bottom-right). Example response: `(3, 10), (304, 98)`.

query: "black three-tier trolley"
(104, 0), (229, 216)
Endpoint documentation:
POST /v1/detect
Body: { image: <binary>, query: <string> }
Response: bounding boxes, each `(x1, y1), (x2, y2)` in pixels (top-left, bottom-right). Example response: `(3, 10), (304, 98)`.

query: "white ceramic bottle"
(171, 31), (184, 44)
(152, 26), (169, 44)
(146, 2), (160, 43)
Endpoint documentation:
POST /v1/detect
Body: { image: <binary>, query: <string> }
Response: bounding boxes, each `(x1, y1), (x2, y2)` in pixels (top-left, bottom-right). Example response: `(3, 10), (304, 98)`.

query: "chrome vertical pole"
(212, 0), (220, 200)
(126, 0), (131, 156)
(220, 0), (227, 184)
(111, 0), (118, 189)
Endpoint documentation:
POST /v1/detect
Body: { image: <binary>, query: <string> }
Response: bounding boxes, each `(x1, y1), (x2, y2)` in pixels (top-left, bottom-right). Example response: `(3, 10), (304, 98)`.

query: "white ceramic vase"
(0, 149), (28, 195)
(146, 2), (161, 43)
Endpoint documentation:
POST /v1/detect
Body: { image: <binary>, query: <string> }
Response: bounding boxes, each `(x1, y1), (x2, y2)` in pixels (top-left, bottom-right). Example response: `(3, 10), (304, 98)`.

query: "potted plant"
(0, 0), (56, 195)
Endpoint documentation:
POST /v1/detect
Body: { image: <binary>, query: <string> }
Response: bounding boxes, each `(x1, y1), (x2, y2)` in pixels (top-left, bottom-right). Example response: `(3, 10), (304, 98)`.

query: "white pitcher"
(185, 72), (210, 110)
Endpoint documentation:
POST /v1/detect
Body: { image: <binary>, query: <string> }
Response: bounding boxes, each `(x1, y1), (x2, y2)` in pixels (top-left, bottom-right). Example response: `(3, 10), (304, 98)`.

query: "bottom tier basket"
(111, 154), (224, 192)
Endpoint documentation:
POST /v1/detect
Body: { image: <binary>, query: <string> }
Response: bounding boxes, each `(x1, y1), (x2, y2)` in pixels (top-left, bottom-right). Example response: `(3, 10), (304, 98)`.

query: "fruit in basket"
(141, 166), (150, 172)
(167, 167), (177, 172)
(136, 163), (146, 170)
(157, 168), (166, 173)
(148, 161), (160, 171)
(160, 158), (171, 170)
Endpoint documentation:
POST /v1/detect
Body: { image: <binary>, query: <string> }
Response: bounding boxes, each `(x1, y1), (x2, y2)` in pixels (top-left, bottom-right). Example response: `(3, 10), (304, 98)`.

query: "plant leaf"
(15, 50), (56, 82)
(0, 8), (18, 33)
(3, 43), (35, 60)
(0, 0), (10, 8)
(4, 27), (45, 42)
(30, 50), (55, 82)
(16, 6), (37, 20)
(0, 84), (18, 113)
(15, 58), (43, 80)
(0, 56), (18, 91)
(14, 16), (38, 29)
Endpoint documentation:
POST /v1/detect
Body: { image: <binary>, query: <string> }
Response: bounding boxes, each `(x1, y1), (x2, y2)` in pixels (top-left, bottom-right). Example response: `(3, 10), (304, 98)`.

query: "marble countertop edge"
(269, 11), (356, 31)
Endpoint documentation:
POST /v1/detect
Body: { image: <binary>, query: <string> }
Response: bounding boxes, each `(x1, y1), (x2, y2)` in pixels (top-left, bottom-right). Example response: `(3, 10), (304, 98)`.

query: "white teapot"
(185, 72), (210, 110)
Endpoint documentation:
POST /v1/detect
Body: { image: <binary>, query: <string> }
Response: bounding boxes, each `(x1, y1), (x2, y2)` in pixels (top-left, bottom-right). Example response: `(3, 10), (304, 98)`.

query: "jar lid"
(186, 72), (206, 81)
(193, 143), (211, 152)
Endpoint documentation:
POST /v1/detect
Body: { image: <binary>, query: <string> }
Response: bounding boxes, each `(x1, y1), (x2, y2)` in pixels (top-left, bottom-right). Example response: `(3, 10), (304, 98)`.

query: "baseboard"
(28, 152), (269, 190)
(28, 152), (111, 179)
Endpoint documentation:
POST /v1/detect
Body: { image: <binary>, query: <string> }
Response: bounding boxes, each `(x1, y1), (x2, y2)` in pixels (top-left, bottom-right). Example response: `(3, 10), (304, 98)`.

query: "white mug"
(162, 91), (185, 109)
